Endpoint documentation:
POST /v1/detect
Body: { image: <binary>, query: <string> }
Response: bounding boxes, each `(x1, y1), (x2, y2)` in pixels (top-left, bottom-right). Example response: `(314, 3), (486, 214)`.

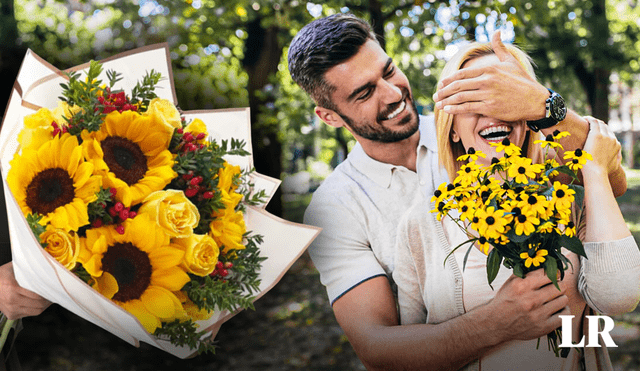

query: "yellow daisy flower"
(507, 156), (544, 184)
(550, 181), (576, 211)
(513, 210), (540, 236)
(564, 148), (593, 171)
(518, 194), (548, 218)
(7, 133), (102, 231)
(520, 244), (548, 268)
(79, 214), (190, 333)
(457, 199), (477, 222)
(457, 147), (486, 162)
(537, 221), (556, 234)
(491, 138), (522, 157)
(82, 110), (177, 207)
(455, 162), (482, 187)
(533, 133), (564, 150)
(476, 236), (492, 254)
(474, 206), (508, 240)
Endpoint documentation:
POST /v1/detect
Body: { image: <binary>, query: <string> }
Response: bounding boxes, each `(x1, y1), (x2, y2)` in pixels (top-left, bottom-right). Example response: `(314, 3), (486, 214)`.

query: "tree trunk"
(243, 18), (283, 216)
(0, 0), (25, 124)
(367, 0), (386, 49)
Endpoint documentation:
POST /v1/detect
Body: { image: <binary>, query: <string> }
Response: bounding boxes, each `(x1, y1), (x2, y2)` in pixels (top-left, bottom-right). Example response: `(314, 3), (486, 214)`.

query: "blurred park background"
(1, 0), (640, 369)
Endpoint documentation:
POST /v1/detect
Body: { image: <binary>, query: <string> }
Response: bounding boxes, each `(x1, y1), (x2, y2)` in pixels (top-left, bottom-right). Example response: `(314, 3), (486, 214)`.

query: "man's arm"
(333, 271), (569, 371)
(432, 32), (626, 197)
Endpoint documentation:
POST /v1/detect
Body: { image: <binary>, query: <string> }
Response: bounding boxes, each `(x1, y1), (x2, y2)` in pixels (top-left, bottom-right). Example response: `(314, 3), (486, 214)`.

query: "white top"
(393, 195), (640, 370)
(304, 115), (449, 304)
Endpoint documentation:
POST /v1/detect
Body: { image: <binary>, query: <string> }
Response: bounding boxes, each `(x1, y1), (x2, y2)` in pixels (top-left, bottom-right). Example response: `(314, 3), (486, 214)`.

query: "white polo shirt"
(304, 115), (448, 304)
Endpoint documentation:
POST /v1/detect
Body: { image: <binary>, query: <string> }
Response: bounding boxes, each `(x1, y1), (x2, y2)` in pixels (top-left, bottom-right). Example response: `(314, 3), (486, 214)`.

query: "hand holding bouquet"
(431, 131), (591, 356)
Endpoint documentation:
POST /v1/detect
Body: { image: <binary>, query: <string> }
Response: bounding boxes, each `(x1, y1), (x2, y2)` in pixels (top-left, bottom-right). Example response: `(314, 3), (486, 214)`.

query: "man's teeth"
(385, 100), (406, 120)
(479, 125), (512, 141)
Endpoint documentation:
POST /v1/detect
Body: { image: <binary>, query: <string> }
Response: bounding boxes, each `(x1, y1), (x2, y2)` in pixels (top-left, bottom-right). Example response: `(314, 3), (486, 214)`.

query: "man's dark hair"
(287, 14), (378, 110)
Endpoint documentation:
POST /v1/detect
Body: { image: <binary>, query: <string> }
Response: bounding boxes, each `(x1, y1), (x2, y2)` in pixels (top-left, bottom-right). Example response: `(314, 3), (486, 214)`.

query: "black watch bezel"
(526, 89), (567, 132)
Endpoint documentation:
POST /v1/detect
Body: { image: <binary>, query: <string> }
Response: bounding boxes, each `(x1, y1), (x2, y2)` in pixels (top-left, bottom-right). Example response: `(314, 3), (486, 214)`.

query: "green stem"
(0, 316), (16, 351)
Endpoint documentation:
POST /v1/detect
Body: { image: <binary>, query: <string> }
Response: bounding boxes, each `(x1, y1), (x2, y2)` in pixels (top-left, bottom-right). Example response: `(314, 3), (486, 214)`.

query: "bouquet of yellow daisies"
(431, 131), (592, 356)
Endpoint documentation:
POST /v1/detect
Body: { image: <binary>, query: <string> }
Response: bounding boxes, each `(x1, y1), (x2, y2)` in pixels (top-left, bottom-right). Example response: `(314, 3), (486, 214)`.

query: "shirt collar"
(348, 114), (437, 188)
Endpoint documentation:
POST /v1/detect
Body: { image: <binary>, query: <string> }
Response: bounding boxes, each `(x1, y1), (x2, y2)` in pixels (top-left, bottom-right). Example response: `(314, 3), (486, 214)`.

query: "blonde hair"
(435, 42), (544, 183)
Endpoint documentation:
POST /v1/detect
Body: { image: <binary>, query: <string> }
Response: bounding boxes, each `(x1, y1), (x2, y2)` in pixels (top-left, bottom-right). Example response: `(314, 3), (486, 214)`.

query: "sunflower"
(7, 133), (102, 231)
(79, 214), (190, 333)
(82, 110), (177, 207)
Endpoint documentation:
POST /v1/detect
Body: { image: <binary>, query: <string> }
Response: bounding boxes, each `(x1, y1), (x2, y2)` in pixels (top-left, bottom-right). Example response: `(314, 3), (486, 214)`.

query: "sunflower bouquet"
(0, 45), (320, 358)
(431, 131), (591, 357)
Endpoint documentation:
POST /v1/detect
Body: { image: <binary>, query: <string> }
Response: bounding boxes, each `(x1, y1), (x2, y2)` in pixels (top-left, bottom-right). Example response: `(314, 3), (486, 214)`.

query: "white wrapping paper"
(0, 44), (320, 358)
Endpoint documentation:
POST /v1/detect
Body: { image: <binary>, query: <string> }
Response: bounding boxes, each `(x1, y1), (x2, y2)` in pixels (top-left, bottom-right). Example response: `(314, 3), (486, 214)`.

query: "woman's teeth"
(479, 125), (512, 141)
(385, 100), (406, 120)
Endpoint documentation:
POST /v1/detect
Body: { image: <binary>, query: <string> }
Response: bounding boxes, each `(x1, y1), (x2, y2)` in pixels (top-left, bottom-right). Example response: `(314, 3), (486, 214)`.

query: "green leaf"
(486, 248), (502, 287)
(548, 165), (579, 181)
(545, 256), (560, 290)
(559, 234), (587, 258)
(568, 184), (585, 211)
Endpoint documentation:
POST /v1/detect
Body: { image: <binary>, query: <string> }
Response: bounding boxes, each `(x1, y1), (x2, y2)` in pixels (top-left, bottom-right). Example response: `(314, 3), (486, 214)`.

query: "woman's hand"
(581, 116), (622, 177)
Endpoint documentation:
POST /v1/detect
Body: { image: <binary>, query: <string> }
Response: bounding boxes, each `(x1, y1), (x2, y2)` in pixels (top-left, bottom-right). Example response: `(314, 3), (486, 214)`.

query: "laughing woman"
(392, 41), (640, 371)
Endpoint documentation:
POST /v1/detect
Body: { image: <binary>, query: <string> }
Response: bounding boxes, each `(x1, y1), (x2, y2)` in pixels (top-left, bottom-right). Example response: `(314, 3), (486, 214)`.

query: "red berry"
(114, 202), (124, 212)
(196, 133), (206, 141)
(109, 188), (117, 196)
(183, 132), (194, 142)
(190, 176), (203, 186)
(108, 207), (118, 217)
(116, 225), (125, 234)
(92, 219), (103, 228)
(182, 172), (193, 181)
(224, 262), (233, 269)
(177, 128), (184, 134)
(185, 188), (198, 197)
(128, 211), (137, 218)
(216, 261), (224, 270)
(219, 269), (228, 277)
(203, 191), (214, 199)
(119, 208), (130, 220)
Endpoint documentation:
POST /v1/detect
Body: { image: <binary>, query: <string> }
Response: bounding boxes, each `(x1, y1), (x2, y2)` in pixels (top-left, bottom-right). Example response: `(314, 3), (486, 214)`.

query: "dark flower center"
(545, 134), (554, 142)
(501, 138), (511, 146)
(512, 207), (522, 216)
(518, 166), (526, 174)
(101, 242), (152, 302)
(556, 189), (565, 198)
(26, 168), (75, 215)
(486, 216), (495, 225)
(517, 214), (528, 223)
(101, 136), (148, 186)
(467, 147), (475, 154)
(575, 149), (583, 157)
(528, 195), (538, 205)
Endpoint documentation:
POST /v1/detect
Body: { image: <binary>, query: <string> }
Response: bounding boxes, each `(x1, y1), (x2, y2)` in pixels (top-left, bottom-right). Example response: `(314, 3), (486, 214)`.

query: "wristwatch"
(526, 88), (567, 132)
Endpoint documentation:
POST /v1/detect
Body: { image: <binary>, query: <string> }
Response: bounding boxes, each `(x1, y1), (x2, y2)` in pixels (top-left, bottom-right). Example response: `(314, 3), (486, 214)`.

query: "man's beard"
(337, 90), (420, 143)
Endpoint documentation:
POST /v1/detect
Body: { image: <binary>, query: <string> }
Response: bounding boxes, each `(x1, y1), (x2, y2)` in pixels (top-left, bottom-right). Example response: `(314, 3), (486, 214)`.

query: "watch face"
(550, 94), (567, 121)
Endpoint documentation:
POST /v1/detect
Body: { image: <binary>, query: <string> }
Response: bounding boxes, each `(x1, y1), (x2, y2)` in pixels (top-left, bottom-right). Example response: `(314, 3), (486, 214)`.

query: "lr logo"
(559, 315), (618, 348)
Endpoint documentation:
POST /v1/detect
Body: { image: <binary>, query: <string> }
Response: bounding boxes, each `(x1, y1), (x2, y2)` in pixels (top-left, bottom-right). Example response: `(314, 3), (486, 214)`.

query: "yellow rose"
(217, 162), (243, 210)
(52, 101), (83, 126)
(173, 291), (213, 321)
(40, 227), (80, 270)
(172, 234), (219, 276)
(209, 207), (246, 253)
(18, 108), (54, 150)
(185, 118), (208, 144)
(145, 98), (182, 132)
(138, 190), (200, 238)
